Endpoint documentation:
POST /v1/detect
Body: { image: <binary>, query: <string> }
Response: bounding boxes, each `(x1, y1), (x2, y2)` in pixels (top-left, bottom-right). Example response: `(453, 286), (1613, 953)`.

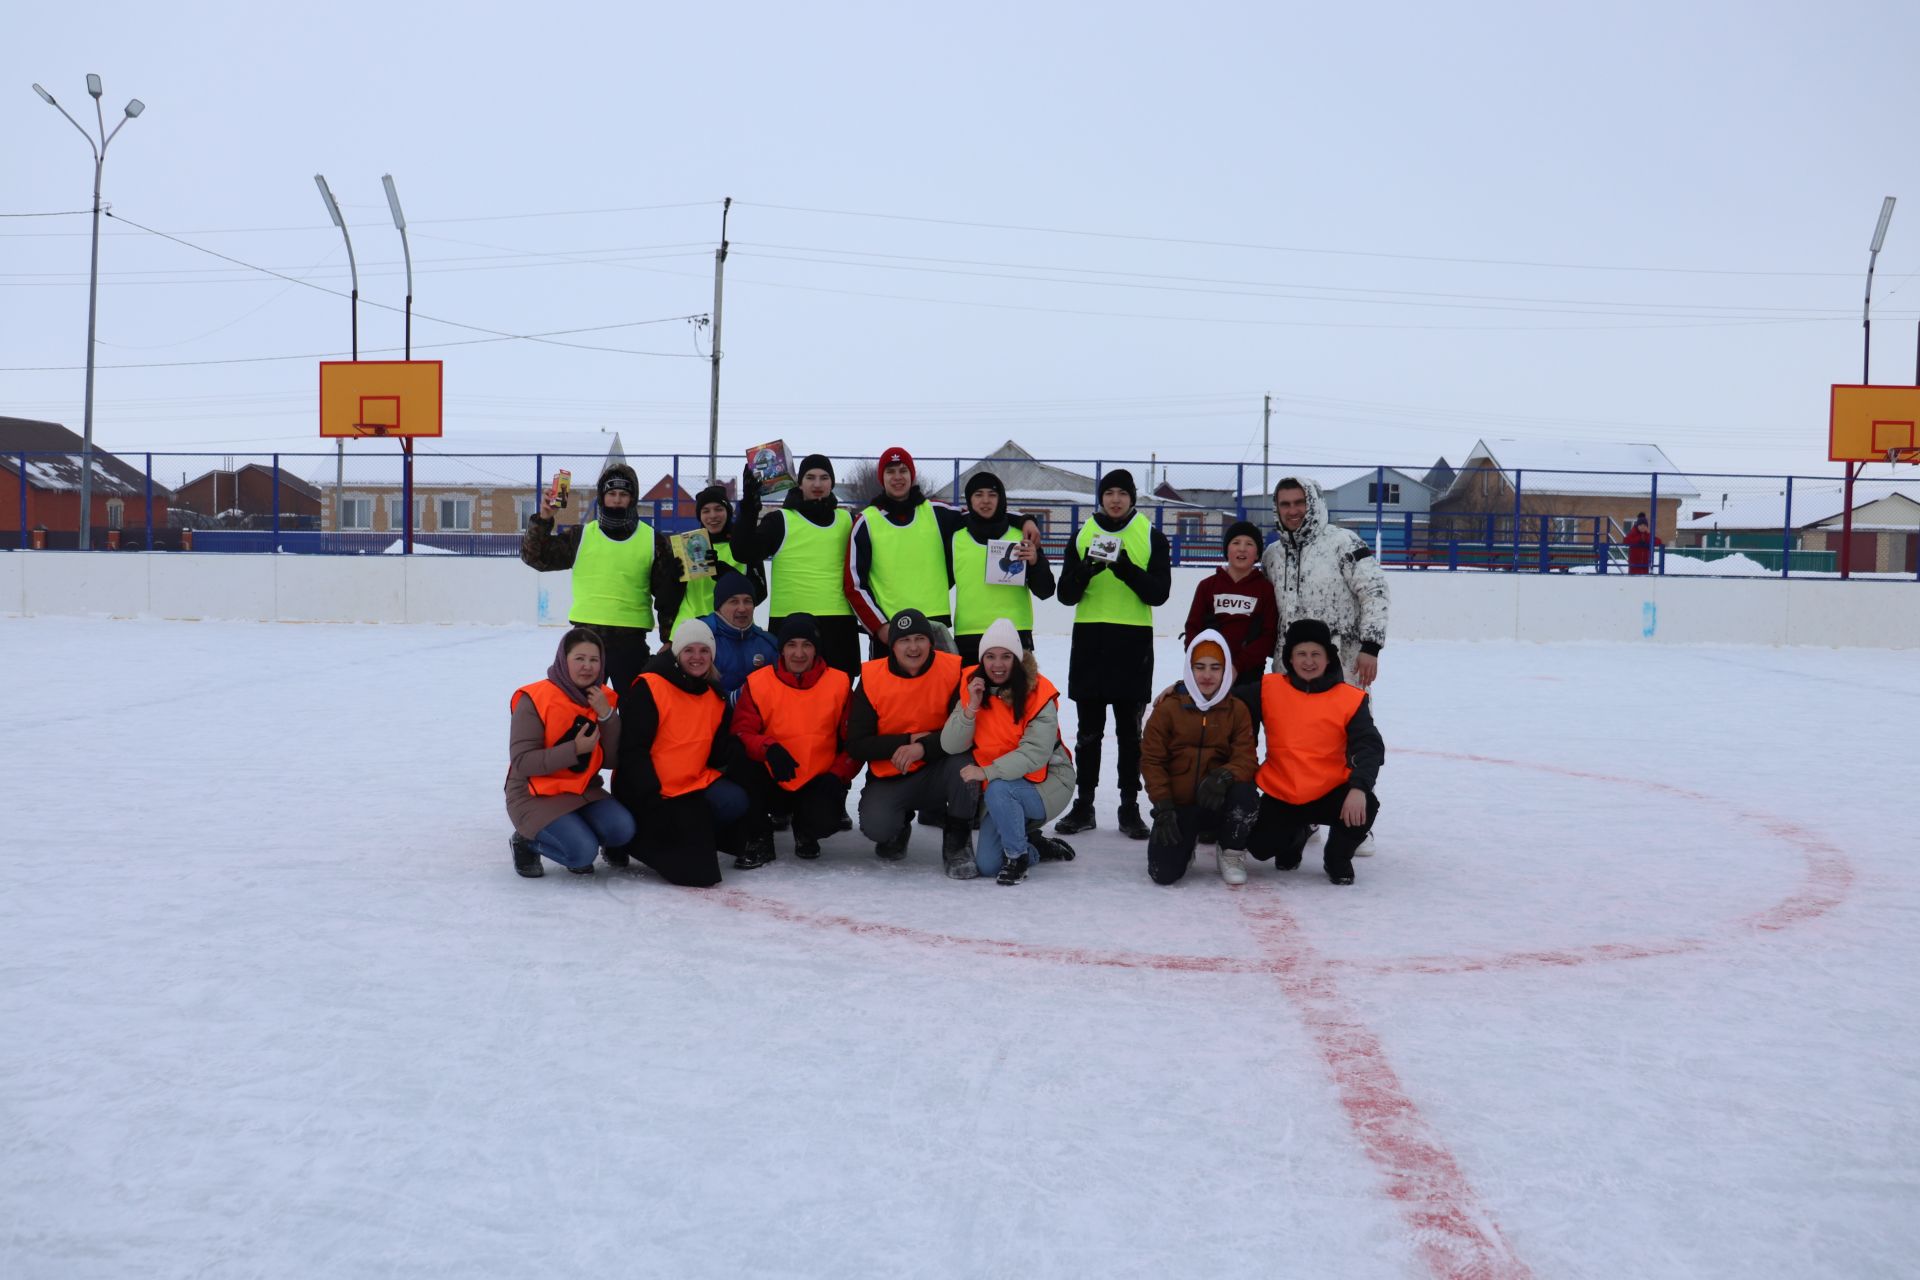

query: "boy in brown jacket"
(1139, 630), (1260, 885)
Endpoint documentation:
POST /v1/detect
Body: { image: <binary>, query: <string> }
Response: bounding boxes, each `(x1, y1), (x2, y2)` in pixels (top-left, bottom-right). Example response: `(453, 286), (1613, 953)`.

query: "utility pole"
(707, 196), (732, 485)
(1262, 394), (1272, 507)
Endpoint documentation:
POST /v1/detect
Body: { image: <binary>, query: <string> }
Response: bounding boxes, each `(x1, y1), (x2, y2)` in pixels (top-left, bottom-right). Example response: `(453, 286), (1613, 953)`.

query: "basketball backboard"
(1830, 384), (1920, 464)
(319, 360), (444, 438)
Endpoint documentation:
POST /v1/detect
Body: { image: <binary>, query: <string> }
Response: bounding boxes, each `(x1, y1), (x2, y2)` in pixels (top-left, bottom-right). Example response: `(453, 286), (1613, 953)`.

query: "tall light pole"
(381, 174), (415, 555)
(314, 175), (359, 526)
(31, 75), (144, 550)
(708, 196), (731, 485)
(1844, 195), (1898, 579)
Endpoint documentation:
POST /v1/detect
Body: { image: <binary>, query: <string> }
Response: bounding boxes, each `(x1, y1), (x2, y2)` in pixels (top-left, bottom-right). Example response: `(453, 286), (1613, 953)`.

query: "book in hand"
(985, 537), (1028, 586)
(1085, 534), (1123, 565)
(745, 439), (797, 497)
(672, 531), (717, 581)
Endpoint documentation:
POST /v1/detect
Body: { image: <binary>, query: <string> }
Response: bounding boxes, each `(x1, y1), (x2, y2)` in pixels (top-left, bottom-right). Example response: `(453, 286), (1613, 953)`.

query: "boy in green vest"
(1054, 468), (1172, 840)
(521, 463), (678, 698)
(734, 453), (862, 679)
(948, 471), (1055, 665)
(669, 483), (766, 633)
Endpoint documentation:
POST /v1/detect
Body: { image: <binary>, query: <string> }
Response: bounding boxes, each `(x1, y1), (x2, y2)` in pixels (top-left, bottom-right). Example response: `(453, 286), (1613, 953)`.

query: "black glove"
(1195, 767), (1235, 812)
(764, 743), (799, 783)
(1149, 805), (1183, 847)
(1110, 549), (1143, 587)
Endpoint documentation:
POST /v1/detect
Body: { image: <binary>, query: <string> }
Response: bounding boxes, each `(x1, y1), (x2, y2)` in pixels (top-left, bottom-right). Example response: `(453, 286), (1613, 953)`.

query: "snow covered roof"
(1231, 466), (1432, 505)
(1678, 485), (1920, 532)
(1456, 438), (1700, 498)
(0, 416), (168, 497)
(304, 430), (626, 489)
(931, 440), (1098, 503)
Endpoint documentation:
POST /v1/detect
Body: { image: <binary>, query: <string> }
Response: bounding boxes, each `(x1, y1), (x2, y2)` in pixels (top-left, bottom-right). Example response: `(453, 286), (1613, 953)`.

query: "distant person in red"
(1181, 520), (1277, 700)
(1624, 513), (1663, 575)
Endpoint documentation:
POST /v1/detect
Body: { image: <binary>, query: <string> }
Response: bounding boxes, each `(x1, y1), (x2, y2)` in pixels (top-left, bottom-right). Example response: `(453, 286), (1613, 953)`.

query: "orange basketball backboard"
(1830, 384), (1920, 463)
(319, 360), (443, 438)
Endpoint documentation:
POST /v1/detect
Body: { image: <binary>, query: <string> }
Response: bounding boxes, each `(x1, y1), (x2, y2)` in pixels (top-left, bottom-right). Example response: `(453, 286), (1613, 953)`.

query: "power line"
(0, 199), (717, 238)
(0, 209), (92, 218)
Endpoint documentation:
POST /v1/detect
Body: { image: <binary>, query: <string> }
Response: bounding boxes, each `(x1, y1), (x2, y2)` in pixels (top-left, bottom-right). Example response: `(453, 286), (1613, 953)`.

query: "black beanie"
(776, 613), (821, 648)
(693, 484), (732, 515)
(1097, 469), (1137, 503)
(1281, 618), (1341, 674)
(1223, 520), (1263, 555)
(714, 570), (756, 607)
(887, 608), (935, 647)
(964, 470), (1007, 506)
(797, 453), (835, 483)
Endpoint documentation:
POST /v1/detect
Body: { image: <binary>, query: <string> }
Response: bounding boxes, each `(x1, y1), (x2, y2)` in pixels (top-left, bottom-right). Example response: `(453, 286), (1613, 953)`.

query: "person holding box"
(505, 627), (635, 878)
(734, 453), (863, 680)
(948, 471), (1056, 666)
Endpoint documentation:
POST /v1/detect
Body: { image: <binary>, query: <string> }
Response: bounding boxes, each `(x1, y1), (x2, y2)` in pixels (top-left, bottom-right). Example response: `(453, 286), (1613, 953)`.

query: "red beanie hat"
(878, 445), (915, 482)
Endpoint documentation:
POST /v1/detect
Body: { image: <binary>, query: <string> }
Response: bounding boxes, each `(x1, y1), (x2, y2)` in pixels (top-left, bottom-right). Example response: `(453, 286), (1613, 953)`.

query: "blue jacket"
(702, 611), (781, 696)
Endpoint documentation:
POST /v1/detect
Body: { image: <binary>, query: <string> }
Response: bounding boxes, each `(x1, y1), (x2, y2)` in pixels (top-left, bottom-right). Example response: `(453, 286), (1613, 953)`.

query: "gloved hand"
(1195, 767), (1236, 813)
(764, 744), (799, 783)
(1149, 805), (1182, 847)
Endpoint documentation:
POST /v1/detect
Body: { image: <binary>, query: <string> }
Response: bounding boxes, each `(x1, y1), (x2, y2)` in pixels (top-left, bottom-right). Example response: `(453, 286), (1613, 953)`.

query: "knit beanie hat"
(714, 570), (756, 607)
(887, 608), (935, 648)
(1281, 618), (1340, 673)
(598, 467), (636, 500)
(797, 453), (835, 483)
(978, 617), (1024, 661)
(964, 470), (1007, 507)
(671, 618), (716, 658)
(878, 445), (916, 482)
(1223, 520), (1263, 555)
(693, 483), (732, 516)
(776, 613), (821, 648)
(1097, 469), (1137, 503)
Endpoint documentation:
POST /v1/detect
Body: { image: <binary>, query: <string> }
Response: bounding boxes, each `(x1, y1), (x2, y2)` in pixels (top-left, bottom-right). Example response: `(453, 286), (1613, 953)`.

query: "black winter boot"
(1116, 799), (1150, 841)
(1054, 800), (1096, 835)
(567, 862), (595, 875)
(735, 835), (777, 870)
(510, 834), (543, 878)
(942, 821), (978, 880)
(601, 844), (630, 869)
(795, 834), (822, 860)
(997, 853), (1031, 885)
(1027, 821), (1076, 862)
(875, 820), (911, 861)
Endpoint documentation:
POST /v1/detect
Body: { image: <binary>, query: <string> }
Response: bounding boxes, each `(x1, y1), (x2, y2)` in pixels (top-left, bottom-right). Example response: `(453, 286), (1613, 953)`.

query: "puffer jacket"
(1140, 629), (1258, 808)
(1259, 480), (1389, 678)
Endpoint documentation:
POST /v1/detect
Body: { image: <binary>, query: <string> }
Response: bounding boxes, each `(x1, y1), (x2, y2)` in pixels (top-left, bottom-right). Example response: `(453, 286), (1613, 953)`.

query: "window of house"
(340, 498), (372, 530)
(388, 495), (425, 530)
(439, 497), (473, 531)
(515, 497), (538, 528)
(1367, 483), (1401, 506)
(106, 499), (124, 530)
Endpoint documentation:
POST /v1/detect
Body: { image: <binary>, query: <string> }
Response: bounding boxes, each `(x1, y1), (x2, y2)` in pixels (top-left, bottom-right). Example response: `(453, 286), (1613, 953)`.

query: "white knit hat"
(978, 618), (1024, 661)
(670, 617), (715, 658)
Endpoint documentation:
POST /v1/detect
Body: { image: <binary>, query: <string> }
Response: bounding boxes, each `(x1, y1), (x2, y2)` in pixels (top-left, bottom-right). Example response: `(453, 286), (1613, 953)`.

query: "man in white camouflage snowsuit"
(1260, 477), (1389, 688)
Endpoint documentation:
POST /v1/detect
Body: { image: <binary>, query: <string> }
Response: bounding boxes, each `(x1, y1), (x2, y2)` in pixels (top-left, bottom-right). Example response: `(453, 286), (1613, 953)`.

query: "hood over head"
(1182, 628), (1236, 712)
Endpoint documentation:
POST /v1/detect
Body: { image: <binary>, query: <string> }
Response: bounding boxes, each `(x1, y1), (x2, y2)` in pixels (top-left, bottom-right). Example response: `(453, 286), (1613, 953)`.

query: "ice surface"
(2, 619), (1916, 1279)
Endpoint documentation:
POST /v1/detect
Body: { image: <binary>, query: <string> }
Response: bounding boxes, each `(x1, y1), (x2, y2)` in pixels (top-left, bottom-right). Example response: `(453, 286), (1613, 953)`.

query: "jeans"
(531, 797), (637, 869)
(704, 777), (749, 828)
(975, 778), (1047, 877)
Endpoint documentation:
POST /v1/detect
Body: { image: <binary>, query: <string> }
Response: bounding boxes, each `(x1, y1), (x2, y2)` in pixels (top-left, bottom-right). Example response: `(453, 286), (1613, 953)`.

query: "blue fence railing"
(4, 450), (1917, 580)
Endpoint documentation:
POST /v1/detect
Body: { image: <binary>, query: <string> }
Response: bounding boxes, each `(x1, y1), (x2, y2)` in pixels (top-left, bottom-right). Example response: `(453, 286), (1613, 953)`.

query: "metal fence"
(5, 449), (1918, 580)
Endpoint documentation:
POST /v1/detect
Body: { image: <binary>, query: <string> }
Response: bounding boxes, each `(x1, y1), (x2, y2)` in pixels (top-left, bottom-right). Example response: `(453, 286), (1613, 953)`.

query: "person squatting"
(511, 456), (1387, 888)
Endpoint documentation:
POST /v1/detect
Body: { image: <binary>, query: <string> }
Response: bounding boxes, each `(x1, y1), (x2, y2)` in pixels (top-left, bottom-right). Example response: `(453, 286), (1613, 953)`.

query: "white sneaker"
(1354, 831), (1377, 857)
(1216, 847), (1248, 885)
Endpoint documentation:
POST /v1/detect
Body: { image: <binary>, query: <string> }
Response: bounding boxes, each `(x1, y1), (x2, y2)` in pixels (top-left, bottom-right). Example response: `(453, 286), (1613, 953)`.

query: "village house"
(0, 416), (172, 549)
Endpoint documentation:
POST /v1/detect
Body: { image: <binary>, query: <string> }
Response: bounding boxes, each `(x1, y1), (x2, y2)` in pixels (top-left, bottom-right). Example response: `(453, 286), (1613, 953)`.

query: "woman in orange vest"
(731, 613), (861, 861)
(609, 618), (765, 886)
(1247, 619), (1384, 885)
(505, 627), (635, 878)
(843, 608), (973, 865)
(939, 618), (1077, 884)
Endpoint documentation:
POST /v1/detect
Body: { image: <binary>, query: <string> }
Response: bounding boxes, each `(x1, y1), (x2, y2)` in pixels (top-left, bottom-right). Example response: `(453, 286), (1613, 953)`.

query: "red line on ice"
(1237, 886), (1535, 1280)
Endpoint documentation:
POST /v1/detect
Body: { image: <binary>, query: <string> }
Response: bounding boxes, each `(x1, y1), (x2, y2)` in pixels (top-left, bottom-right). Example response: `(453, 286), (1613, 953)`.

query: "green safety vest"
(672, 539), (747, 631)
(571, 518), (656, 629)
(1074, 514), (1153, 627)
(952, 528), (1033, 635)
(863, 502), (952, 619)
(770, 507), (854, 618)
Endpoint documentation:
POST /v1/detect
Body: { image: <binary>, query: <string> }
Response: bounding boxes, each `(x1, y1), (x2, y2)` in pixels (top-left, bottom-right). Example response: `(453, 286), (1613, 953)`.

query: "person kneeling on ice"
(1248, 619), (1383, 886)
(1140, 630), (1260, 886)
(730, 614), (860, 861)
(505, 627), (636, 878)
(609, 619), (771, 884)
(939, 618), (1078, 885)
(844, 608), (974, 865)
(703, 570), (781, 696)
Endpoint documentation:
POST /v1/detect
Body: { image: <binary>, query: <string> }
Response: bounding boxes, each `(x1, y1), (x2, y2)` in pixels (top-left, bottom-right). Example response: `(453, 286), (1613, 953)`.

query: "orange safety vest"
(1256, 674), (1366, 804)
(744, 664), (852, 791)
(637, 672), (724, 798)
(861, 650), (963, 778)
(511, 680), (618, 797)
(961, 665), (1064, 784)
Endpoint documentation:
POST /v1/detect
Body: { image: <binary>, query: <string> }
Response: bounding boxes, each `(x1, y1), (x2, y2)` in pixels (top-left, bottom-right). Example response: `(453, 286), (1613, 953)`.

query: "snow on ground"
(3, 618), (1917, 1279)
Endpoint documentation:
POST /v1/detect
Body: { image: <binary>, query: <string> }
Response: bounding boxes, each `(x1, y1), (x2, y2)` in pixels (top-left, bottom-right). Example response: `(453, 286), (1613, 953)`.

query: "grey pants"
(857, 753), (975, 842)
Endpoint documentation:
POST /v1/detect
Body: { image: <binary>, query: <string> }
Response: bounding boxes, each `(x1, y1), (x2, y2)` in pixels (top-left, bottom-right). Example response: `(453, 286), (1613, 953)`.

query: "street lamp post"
(381, 174), (415, 555)
(313, 175), (359, 530)
(1844, 196), (1898, 579)
(31, 75), (144, 550)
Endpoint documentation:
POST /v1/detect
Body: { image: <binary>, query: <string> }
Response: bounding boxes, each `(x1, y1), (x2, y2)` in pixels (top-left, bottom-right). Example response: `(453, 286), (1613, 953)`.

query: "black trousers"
(577, 621), (650, 697)
(1072, 699), (1145, 805)
(1248, 787), (1380, 875)
(773, 614), (861, 680)
(730, 760), (850, 842)
(609, 784), (753, 889)
(956, 627), (1035, 667)
(1147, 782), (1259, 885)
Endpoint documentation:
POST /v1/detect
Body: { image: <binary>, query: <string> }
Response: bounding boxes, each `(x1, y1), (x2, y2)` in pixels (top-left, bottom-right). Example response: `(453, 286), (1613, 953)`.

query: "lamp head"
(32, 82), (56, 105)
(313, 174), (344, 227)
(381, 174), (407, 230)
(1871, 196), (1897, 254)
(124, 98), (144, 119)
(86, 73), (103, 99)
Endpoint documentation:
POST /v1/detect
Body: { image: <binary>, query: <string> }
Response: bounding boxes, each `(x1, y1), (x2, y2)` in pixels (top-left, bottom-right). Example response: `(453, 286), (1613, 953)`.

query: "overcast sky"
(6, 0), (1919, 491)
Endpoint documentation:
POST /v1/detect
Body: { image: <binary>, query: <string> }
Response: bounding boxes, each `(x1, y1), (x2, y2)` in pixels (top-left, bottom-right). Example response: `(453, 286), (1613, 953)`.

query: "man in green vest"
(669, 483), (766, 633)
(1054, 468), (1172, 840)
(948, 470), (1055, 665)
(521, 463), (677, 698)
(734, 452), (862, 678)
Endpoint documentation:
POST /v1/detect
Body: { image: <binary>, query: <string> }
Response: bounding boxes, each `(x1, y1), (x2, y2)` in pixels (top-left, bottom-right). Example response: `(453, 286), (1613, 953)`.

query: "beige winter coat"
(938, 655), (1076, 820)
(504, 690), (623, 839)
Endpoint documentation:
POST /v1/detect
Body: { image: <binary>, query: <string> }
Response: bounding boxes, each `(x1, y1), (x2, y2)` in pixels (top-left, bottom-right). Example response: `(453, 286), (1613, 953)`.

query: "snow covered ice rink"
(4, 616), (1917, 1279)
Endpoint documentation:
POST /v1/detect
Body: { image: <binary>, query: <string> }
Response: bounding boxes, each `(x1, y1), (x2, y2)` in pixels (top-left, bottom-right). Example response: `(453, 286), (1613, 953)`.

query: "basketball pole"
(383, 175), (414, 556)
(315, 176), (359, 537)
(707, 197), (731, 487)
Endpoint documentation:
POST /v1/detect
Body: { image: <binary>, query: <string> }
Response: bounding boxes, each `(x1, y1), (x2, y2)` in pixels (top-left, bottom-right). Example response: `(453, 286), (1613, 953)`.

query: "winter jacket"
(731, 657), (862, 784)
(504, 684), (623, 839)
(938, 652), (1077, 820)
(843, 651), (961, 768)
(701, 611), (781, 696)
(1056, 507), (1173, 704)
(1181, 567), (1278, 682)
(1257, 667), (1386, 796)
(1140, 629), (1258, 809)
(1259, 480), (1389, 677)
(611, 650), (741, 809)
(1624, 525), (1662, 575)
